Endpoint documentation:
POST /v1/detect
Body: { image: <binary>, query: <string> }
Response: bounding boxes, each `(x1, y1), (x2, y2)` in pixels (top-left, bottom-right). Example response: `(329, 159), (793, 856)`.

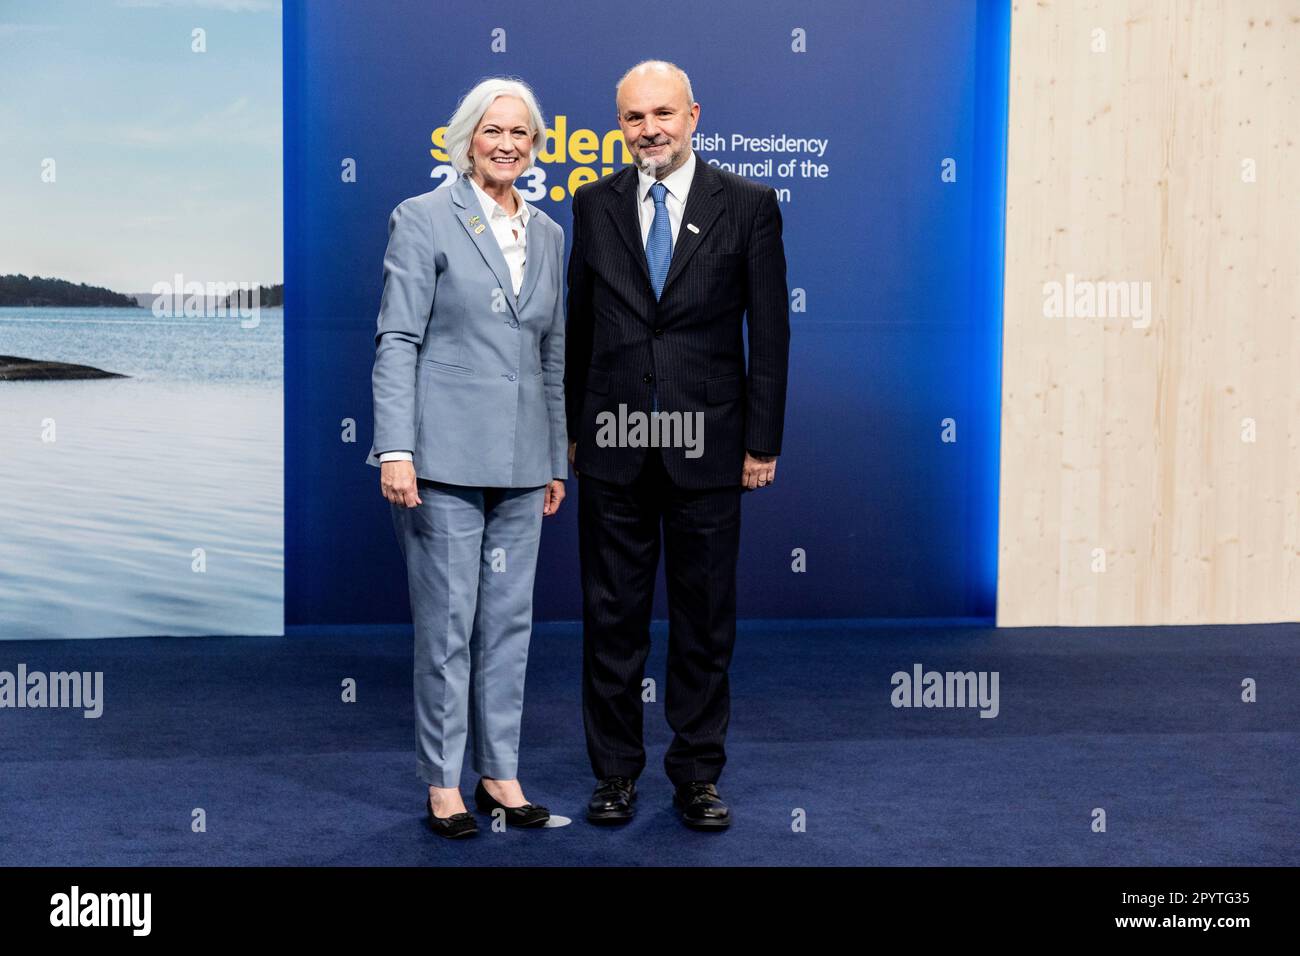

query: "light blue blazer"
(366, 174), (568, 486)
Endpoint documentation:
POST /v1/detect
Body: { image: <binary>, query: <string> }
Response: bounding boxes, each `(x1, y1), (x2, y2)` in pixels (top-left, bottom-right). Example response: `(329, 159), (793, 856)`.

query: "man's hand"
(542, 479), (566, 516)
(742, 452), (777, 491)
(381, 459), (422, 508)
(568, 441), (578, 475)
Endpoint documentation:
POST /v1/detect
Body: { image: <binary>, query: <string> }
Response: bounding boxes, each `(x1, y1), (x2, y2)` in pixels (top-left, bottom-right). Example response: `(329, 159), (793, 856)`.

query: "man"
(564, 60), (790, 830)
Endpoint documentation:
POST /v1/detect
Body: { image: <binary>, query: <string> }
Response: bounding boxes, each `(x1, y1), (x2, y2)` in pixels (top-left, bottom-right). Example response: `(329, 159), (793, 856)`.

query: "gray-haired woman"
(366, 77), (568, 838)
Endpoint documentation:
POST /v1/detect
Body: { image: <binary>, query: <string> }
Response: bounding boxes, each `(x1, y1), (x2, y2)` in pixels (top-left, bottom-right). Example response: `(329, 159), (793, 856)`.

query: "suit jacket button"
(508, 372), (517, 382)
(643, 373), (654, 384)
(653, 328), (663, 337)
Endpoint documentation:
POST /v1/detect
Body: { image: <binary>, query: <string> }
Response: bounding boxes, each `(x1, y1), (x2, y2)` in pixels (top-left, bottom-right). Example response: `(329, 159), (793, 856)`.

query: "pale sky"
(0, 0), (282, 294)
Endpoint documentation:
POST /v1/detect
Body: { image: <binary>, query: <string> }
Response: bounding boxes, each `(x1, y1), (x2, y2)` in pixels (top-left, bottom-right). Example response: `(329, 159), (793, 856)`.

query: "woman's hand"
(542, 479), (566, 516)
(381, 460), (422, 508)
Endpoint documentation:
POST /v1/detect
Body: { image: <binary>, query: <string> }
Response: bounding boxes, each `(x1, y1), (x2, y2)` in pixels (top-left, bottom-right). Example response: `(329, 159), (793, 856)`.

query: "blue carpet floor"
(1, 621), (1295, 866)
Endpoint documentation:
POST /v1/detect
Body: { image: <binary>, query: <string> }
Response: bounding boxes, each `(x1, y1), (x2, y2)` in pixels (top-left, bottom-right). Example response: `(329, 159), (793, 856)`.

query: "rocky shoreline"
(0, 356), (128, 381)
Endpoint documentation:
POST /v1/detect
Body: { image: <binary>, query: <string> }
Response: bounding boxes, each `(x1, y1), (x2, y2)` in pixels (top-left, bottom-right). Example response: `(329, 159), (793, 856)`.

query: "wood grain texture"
(998, 0), (1300, 624)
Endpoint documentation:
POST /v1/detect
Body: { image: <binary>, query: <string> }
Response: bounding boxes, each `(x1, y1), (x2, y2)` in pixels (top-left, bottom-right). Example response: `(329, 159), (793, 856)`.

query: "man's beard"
(634, 140), (684, 176)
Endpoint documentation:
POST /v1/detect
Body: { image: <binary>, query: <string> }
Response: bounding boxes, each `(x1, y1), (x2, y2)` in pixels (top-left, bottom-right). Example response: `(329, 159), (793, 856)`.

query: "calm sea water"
(0, 306), (282, 639)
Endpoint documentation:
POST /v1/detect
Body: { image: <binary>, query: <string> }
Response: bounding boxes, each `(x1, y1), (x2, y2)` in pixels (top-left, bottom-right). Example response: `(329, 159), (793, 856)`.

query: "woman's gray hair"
(444, 77), (547, 176)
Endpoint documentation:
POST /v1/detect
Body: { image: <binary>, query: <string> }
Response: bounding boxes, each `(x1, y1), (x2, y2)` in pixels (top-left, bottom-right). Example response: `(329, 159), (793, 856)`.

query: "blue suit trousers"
(391, 479), (546, 787)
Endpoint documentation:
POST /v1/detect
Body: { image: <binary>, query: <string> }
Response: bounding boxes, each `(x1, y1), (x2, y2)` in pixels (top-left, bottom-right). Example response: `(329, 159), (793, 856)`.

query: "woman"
(365, 77), (568, 838)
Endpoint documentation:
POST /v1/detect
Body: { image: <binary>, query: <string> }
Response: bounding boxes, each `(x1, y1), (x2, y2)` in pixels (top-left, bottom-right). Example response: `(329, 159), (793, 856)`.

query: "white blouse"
(467, 175), (530, 297)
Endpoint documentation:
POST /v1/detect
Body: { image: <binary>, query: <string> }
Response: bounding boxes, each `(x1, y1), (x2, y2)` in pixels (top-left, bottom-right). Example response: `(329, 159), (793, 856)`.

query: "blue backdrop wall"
(284, 0), (1009, 627)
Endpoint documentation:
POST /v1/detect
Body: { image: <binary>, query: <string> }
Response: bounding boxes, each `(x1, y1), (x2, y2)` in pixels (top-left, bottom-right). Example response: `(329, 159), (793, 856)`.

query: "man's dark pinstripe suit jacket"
(563, 151), (790, 489)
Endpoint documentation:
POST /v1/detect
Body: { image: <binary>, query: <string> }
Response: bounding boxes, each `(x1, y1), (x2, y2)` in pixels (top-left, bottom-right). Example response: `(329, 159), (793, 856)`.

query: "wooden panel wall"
(998, 0), (1300, 625)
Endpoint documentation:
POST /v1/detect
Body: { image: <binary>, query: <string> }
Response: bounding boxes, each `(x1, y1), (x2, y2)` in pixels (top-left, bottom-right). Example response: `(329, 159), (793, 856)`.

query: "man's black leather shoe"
(673, 782), (731, 830)
(427, 794), (479, 839)
(474, 778), (550, 828)
(587, 776), (637, 824)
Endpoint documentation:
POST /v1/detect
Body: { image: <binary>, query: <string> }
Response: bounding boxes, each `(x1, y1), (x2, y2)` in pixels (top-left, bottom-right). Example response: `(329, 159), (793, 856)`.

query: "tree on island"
(220, 283), (283, 309)
(0, 274), (139, 307)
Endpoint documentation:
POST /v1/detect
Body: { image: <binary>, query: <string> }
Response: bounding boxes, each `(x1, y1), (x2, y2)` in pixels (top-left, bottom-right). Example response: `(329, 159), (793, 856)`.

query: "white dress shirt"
(378, 176), (531, 464)
(636, 148), (696, 248)
(468, 175), (530, 296)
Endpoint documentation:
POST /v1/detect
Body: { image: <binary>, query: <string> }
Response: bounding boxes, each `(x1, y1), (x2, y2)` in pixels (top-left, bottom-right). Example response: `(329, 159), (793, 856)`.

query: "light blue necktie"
(646, 181), (672, 300)
(645, 181), (672, 413)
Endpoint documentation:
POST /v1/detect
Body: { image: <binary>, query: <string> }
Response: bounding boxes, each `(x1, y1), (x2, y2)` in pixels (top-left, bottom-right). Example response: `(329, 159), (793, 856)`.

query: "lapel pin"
(474, 224), (486, 234)
(686, 222), (700, 234)
(468, 214), (481, 224)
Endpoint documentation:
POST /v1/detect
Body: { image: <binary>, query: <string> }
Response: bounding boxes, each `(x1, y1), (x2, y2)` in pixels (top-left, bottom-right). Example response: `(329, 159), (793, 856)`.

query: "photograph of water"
(0, 306), (282, 638)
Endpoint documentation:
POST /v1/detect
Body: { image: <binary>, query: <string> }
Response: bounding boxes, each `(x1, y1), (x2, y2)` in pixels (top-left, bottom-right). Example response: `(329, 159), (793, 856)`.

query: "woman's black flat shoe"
(474, 778), (550, 828)
(427, 795), (478, 839)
